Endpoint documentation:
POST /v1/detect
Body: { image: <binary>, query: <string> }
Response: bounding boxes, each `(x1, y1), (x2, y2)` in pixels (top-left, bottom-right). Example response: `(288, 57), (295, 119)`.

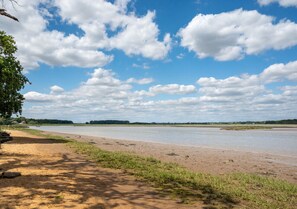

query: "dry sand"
(0, 130), (200, 209)
(46, 130), (297, 184)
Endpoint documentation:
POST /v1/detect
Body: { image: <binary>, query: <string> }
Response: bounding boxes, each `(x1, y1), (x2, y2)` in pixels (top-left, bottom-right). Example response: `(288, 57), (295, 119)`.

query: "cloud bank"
(24, 61), (297, 122)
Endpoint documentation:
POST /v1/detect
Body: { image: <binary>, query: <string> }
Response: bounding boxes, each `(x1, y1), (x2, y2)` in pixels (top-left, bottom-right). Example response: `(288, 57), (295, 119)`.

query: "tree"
(0, 31), (29, 118)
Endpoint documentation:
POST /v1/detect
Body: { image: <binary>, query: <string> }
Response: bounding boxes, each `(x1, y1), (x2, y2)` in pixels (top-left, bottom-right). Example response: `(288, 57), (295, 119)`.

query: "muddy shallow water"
(32, 126), (297, 158)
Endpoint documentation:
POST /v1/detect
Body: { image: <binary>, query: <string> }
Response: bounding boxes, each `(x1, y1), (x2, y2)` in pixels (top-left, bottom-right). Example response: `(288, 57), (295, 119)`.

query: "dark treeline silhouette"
(29, 119), (74, 124)
(226, 119), (297, 125)
(1, 117), (74, 125)
(1, 117), (297, 125)
(88, 120), (130, 124)
(263, 119), (297, 124)
(87, 119), (297, 125)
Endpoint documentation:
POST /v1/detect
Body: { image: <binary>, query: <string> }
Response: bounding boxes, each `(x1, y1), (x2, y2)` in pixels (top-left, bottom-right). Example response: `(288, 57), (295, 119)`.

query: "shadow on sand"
(0, 135), (238, 208)
(5, 136), (69, 144)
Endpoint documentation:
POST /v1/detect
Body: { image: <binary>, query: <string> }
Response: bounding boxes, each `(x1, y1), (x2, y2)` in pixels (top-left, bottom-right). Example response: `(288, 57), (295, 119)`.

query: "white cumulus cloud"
(260, 61), (297, 83)
(149, 84), (196, 95)
(127, 78), (154, 85)
(50, 85), (64, 94)
(258, 0), (297, 7)
(179, 9), (297, 61)
(55, 0), (171, 60)
(196, 61), (297, 106)
(109, 12), (171, 60)
(0, 0), (171, 71)
(25, 91), (56, 102)
(0, 1), (113, 70)
(197, 75), (265, 103)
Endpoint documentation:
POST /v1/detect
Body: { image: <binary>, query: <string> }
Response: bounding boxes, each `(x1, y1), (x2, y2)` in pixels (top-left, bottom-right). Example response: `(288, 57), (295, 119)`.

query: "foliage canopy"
(0, 30), (29, 118)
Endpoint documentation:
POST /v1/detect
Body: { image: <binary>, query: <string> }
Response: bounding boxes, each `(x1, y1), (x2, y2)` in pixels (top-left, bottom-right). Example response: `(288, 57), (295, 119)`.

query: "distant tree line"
(28, 119), (74, 124)
(86, 119), (297, 125)
(88, 120), (130, 124)
(0, 117), (73, 125)
(224, 119), (297, 125)
(263, 119), (297, 124)
(1, 117), (297, 125)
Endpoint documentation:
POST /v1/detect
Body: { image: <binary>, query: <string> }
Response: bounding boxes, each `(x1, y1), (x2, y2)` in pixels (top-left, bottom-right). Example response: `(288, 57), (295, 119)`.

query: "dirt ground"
(0, 130), (201, 209)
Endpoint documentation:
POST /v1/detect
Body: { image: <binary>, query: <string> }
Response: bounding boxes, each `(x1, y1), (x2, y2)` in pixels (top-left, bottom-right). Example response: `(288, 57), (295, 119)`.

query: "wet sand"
(45, 130), (297, 184)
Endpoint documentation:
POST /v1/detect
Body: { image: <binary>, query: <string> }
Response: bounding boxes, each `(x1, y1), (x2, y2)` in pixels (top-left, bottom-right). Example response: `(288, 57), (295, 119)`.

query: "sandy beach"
(45, 130), (297, 184)
(0, 130), (200, 209)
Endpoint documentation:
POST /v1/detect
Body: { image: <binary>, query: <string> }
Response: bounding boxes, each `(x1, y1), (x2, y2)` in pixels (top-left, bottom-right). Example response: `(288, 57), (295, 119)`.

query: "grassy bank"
(13, 128), (297, 209)
(220, 126), (272, 130)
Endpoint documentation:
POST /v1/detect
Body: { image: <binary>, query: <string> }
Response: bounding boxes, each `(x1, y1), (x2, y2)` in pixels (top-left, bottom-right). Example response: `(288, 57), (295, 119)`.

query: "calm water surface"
(31, 126), (297, 157)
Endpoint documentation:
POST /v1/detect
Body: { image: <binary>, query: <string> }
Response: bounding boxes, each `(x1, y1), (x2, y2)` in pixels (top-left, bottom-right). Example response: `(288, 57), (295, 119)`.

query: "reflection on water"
(31, 126), (297, 157)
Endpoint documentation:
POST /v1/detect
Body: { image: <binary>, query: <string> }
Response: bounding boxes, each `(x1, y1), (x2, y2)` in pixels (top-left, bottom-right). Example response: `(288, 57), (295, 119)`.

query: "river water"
(31, 126), (297, 157)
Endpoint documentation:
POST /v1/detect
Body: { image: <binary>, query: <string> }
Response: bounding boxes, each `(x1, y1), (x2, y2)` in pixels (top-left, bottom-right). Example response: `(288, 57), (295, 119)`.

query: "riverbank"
(1, 129), (296, 208)
(43, 130), (297, 184)
(0, 130), (198, 208)
(29, 125), (297, 158)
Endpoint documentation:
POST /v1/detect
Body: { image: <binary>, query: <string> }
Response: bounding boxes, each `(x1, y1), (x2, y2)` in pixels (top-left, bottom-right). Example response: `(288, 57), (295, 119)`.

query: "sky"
(0, 0), (297, 123)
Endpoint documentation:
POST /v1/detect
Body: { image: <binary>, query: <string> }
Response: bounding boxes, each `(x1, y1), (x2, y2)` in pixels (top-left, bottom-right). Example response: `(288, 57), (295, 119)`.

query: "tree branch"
(0, 8), (18, 21)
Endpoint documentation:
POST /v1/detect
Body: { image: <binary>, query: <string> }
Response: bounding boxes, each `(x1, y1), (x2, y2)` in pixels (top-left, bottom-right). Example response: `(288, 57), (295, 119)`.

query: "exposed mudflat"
(47, 130), (297, 184)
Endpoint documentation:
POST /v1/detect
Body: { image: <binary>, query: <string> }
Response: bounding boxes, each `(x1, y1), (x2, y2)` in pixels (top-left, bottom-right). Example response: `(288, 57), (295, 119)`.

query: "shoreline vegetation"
(1, 117), (297, 127)
(219, 126), (273, 130)
(5, 128), (296, 209)
(2, 123), (297, 132)
(1, 118), (297, 132)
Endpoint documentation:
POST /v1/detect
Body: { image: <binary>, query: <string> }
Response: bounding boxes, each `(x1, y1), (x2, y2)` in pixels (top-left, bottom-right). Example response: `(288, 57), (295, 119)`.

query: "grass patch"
(221, 126), (272, 131)
(14, 128), (297, 209)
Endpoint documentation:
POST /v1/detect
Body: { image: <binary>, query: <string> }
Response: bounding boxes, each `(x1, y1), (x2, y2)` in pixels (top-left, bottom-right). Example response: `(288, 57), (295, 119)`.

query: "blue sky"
(1, 0), (297, 122)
